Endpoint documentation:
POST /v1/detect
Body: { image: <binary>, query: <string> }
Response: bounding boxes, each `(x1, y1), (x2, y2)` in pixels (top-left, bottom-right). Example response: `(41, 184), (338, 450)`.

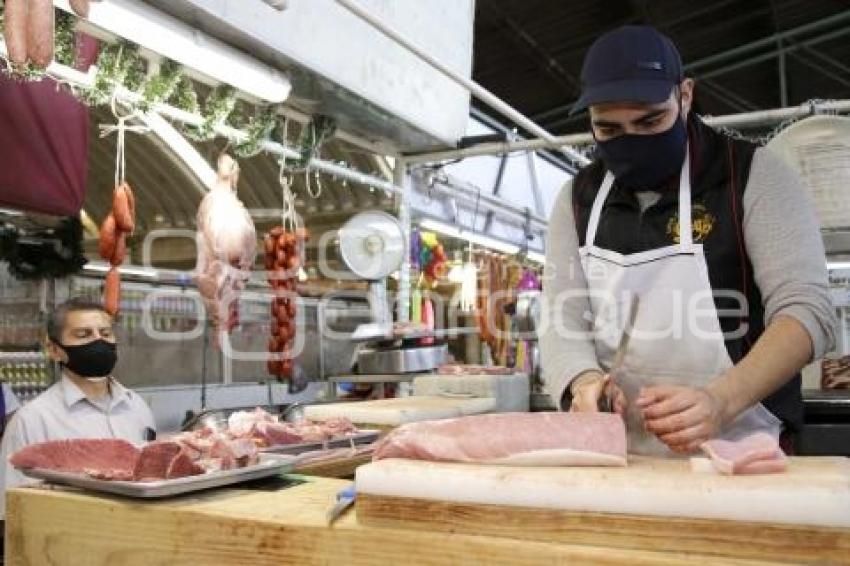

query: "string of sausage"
(264, 226), (306, 379)
(3, 0), (101, 68)
(98, 183), (135, 316)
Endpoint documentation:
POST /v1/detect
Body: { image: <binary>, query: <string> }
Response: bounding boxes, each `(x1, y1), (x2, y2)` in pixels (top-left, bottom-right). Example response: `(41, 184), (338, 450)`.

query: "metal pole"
(406, 99), (850, 162)
(395, 159), (411, 323)
(333, 0), (590, 168)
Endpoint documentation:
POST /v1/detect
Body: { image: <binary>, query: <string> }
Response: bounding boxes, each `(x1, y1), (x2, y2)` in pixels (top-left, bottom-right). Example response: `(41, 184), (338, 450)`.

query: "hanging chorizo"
(104, 267), (120, 315)
(113, 183), (136, 233)
(26, 0), (54, 69)
(3, 0), (28, 66)
(110, 232), (126, 267)
(98, 213), (117, 261)
(69, 0), (90, 17)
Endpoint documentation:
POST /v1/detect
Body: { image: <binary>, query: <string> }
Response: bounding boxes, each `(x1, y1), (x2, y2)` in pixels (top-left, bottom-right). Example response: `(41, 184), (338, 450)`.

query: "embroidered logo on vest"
(666, 204), (716, 244)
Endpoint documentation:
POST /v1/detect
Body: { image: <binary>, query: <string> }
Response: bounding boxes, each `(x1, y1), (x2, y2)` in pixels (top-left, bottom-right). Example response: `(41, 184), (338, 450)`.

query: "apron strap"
(678, 148), (693, 249)
(585, 172), (615, 247)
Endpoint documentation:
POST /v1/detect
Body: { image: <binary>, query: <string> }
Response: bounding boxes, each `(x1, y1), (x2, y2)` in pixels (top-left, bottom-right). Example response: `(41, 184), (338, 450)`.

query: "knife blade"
(599, 295), (640, 413)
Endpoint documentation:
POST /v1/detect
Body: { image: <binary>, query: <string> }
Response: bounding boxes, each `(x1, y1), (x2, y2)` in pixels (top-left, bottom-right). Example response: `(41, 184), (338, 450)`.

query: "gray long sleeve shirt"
(541, 147), (837, 406)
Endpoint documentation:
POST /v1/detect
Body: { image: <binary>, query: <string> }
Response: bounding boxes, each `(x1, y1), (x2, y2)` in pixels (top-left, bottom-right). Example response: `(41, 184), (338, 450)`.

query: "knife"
(326, 483), (356, 524)
(599, 295), (640, 413)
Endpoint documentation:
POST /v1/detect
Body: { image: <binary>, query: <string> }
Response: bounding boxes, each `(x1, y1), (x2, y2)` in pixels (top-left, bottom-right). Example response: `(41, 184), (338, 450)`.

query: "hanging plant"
(184, 85), (237, 141)
(54, 11), (76, 68)
(168, 75), (200, 114)
(289, 114), (337, 170)
(138, 58), (182, 113)
(234, 105), (279, 158)
(83, 41), (145, 106)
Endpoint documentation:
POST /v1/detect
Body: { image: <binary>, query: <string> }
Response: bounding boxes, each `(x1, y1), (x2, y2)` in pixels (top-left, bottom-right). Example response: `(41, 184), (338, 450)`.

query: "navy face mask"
(595, 113), (688, 190)
(59, 339), (117, 379)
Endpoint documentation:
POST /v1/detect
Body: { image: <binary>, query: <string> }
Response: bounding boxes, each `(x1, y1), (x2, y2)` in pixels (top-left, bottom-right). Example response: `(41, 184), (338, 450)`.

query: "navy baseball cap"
(571, 25), (683, 114)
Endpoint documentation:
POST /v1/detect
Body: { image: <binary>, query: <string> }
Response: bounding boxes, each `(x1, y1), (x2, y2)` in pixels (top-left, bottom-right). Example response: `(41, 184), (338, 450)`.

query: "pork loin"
(373, 412), (628, 466)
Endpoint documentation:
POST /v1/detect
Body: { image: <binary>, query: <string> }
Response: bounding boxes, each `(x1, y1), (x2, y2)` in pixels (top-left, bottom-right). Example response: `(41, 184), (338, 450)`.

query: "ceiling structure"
(473, 0), (850, 137)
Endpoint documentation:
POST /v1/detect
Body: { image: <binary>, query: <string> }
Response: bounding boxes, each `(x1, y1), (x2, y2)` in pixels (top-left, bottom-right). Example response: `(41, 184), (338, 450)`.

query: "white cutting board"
(356, 455), (850, 527)
(303, 396), (496, 426)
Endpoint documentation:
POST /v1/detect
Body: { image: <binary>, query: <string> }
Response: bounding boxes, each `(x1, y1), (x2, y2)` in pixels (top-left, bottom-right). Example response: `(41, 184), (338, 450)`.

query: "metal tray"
(21, 453), (295, 499)
(259, 430), (381, 455)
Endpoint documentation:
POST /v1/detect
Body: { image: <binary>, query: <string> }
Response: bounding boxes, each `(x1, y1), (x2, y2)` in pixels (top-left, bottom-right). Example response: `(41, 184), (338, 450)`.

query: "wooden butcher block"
(303, 396), (496, 427)
(356, 456), (850, 565)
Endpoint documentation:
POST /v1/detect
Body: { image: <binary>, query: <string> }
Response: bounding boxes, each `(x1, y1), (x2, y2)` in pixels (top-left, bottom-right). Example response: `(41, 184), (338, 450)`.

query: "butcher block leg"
(357, 494), (850, 565)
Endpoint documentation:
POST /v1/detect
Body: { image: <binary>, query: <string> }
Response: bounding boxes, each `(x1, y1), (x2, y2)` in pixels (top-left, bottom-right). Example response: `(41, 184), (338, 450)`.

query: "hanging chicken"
(196, 154), (257, 342)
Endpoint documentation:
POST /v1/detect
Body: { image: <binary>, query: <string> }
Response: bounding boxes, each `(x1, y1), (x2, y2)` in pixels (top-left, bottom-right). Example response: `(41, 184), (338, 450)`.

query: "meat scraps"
(224, 407), (358, 447)
(700, 432), (787, 475)
(373, 412), (627, 466)
(437, 364), (513, 376)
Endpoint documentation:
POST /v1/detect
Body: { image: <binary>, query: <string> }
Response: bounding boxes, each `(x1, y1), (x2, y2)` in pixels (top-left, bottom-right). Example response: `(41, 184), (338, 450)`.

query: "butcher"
(541, 26), (836, 456)
(0, 298), (155, 519)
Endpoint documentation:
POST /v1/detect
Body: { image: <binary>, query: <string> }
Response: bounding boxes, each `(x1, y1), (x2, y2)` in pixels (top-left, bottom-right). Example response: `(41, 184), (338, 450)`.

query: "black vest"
(572, 116), (803, 432)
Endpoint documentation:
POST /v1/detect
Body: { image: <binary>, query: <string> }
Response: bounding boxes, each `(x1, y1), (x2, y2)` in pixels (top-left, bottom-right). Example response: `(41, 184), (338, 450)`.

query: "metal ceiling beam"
(697, 24), (850, 81)
(685, 9), (850, 73)
(786, 38), (850, 90)
(789, 50), (850, 91)
(480, 4), (580, 97)
(531, 10), (850, 130)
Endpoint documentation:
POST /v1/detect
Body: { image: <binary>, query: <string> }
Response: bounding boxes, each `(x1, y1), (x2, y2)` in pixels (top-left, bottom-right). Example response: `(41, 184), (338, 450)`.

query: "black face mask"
(59, 339), (118, 379)
(595, 115), (688, 190)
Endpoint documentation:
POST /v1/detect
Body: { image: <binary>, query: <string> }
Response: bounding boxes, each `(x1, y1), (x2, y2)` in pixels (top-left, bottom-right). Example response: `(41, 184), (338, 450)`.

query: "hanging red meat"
(264, 225), (307, 379)
(195, 154), (257, 339)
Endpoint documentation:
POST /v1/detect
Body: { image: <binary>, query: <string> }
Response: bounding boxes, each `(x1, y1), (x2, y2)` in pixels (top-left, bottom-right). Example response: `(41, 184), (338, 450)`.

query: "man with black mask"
(0, 297), (155, 518)
(541, 26), (835, 456)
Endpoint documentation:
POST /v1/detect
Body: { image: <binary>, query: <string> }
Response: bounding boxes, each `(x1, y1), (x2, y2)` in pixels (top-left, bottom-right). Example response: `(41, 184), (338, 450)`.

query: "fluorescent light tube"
(84, 262), (159, 279)
(419, 218), (520, 255)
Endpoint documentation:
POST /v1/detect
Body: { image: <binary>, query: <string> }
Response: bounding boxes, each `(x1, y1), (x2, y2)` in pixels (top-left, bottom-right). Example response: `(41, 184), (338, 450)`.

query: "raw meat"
(10, 435), (250, 483)
(196, 154), (257, 338)
(254, 421), (304, 446)
(10, 439), (140, 476)
(133, 441), (205, 481)
(822, 356), (850, 390)
(437, 364), (513, 376)
(223, 407), (358, 448)
(373, 412), (627, 466)
(700, 433), (787, 475)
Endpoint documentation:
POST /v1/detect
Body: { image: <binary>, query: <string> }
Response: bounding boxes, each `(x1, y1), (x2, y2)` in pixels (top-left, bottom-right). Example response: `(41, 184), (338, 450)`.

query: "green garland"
(168, 76), (200, 114)
(288, 115), (337, 170)
(54, 11), (77, 68)
(184, 85), (238, 141)
(0, 5), (303, 166)
(234, 105), (278, 158)
(138, 58), (182, 113)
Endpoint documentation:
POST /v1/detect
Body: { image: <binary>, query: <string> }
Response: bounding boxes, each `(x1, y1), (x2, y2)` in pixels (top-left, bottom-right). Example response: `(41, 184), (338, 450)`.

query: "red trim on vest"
(726, 140), (752, 349)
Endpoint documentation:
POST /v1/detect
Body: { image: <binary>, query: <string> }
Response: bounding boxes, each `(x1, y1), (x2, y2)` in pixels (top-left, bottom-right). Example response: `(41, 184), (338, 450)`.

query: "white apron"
(579, 153), (781, 456)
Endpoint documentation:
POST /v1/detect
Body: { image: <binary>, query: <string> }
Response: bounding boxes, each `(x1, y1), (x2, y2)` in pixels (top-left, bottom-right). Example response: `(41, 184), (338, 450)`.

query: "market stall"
(1, 0), (850, 564)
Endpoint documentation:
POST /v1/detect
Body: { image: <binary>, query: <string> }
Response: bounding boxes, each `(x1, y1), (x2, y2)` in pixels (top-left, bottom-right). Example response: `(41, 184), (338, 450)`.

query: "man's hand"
(636, 385), (726, 453)
(569, 371), (627, 416)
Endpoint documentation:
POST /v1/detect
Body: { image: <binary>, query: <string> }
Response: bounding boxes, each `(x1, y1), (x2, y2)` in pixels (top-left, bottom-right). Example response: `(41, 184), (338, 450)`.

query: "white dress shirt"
(2, 384), (20, 417)
(0, 374), (155, 518)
